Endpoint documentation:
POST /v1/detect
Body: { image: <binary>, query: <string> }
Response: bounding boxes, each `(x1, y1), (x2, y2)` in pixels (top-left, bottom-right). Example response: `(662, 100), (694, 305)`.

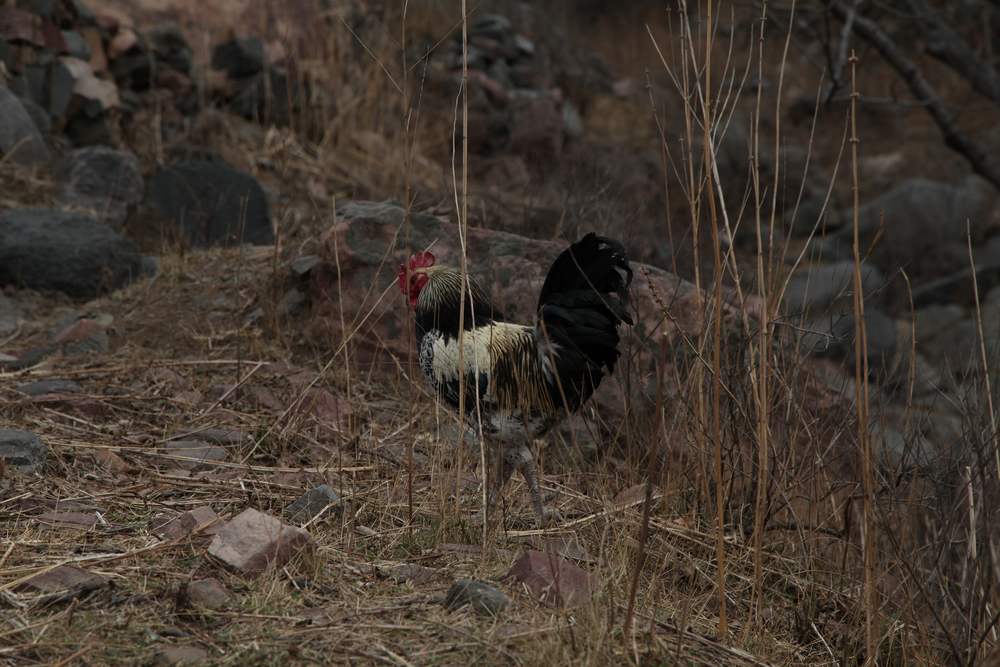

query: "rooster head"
(397, 251), (436, 306)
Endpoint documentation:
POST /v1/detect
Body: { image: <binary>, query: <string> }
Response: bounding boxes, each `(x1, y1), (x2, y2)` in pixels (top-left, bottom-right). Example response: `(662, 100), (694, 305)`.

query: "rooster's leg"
(512, 444), (553, 526)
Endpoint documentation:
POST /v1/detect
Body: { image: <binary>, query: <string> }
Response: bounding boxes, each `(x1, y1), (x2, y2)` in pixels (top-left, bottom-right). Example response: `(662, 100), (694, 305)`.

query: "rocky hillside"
(1, 1), (999, 664)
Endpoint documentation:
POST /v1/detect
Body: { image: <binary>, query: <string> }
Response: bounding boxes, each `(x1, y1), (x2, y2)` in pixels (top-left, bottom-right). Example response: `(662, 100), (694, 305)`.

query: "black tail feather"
(535, 233), (633, 410)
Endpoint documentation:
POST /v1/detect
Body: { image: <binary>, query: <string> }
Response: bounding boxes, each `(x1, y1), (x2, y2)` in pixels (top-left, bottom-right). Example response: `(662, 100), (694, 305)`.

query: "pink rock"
(507, 549), (595, 607)
(208, 508), (311, 575)
(108, 28), (138, 58)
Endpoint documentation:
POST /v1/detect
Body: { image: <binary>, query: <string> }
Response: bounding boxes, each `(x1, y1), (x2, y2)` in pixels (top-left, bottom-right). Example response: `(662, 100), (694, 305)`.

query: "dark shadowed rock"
(229, 67), (297, 126)
(208, 508), (311, 575)
(18, 96), (52, 137)
(0, 429), (46, 473)
(0, 87), (50, 166)
(16, 564), (107, 594)
(804, 308), (899, 382)
(15, 379), (82, 396)
(835, 176), (993, 280)
(284, 484), (341, 524)
(212, 37), (265, 77)
(0, 209), (148, 296)
(507, 549), (595, 607)
(783, 261), (885, 315)
(58, 146), (144, 228)
(148, 159), (273, 247)
(148, 24), (192, 74)
(444, 579), (509, 615)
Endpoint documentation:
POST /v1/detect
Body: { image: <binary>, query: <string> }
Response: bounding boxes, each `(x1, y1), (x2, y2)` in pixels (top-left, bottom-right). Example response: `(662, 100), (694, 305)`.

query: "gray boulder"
(148, 159), (273, 247)
(0, 430), (46, 473)
(783, 261), (885, 315)
(57, 147), (144, 228)
(0, 209), (150, 297)
(0, 88), (50, 167)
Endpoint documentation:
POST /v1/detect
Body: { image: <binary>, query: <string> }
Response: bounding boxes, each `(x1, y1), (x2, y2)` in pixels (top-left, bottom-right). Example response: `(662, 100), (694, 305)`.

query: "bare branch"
(906, 0), (1000, 104)
(830, 1), (1000, 190)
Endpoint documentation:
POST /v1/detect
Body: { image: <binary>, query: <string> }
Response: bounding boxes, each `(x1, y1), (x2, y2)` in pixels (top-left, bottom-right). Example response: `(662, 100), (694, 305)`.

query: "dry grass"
(2, 1), (1000, 665)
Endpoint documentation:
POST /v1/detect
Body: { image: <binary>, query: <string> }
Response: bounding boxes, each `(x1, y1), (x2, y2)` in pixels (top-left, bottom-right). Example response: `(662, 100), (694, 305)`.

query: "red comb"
(409, 251), (435, 269)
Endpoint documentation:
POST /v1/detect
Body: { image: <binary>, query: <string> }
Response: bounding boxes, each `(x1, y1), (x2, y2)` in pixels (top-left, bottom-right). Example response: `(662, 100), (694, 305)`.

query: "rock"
(444, 579), (509, 615)
(62, 30), (91, 60)
(783, 261), (885, 314)
(148, 159), (273, 247)
(506, 549), (595, 607)
(16, 564), (107, 594)
(208, 508), (312, 575)
(291, 254), (321, 277)
(0, 87), (50, 166)
(37, 511), (98, 530)
(284, 484), (341, 524)
(212, 37), (265, 77)
(836, 176), (992, 280)
(154, 645), (208, 666)
(808, 308), (898, 380)
(57, 146), (144, 228)
(562, 100), (584, 139)
(50, 315), (111, 356)
(181, 578), (231, 610)
(149, 24), (192, 74)
(914, 304), (966, 345)
(108, 27), (139, 59)
(469, 14), (513, 41)
(15, 379), (82, 396)
(0, 209), (148, 297)
(229, 66), (297, 125)
(55, 56), (120, 114)
(0, 6), (46, 46)
(513, 34), (535, 56)
(81, 27), (107, 72)
(152, 506), (221, 540)
(162, 440), (227, 471)
(19, 97), (52, 137)
(0, 429), (46, 473)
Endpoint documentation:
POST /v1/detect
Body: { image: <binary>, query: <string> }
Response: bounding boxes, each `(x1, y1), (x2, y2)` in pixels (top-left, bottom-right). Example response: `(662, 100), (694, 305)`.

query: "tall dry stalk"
(750, 0), (769, 622)
(967, 221), (1000, 480)
(848, 50), (877, 664)
(701, 0), (729, 640)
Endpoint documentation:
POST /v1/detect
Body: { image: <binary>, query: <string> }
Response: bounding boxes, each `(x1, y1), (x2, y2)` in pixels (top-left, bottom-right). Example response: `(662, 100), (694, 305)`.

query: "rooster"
(398, 233), (633, 525)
